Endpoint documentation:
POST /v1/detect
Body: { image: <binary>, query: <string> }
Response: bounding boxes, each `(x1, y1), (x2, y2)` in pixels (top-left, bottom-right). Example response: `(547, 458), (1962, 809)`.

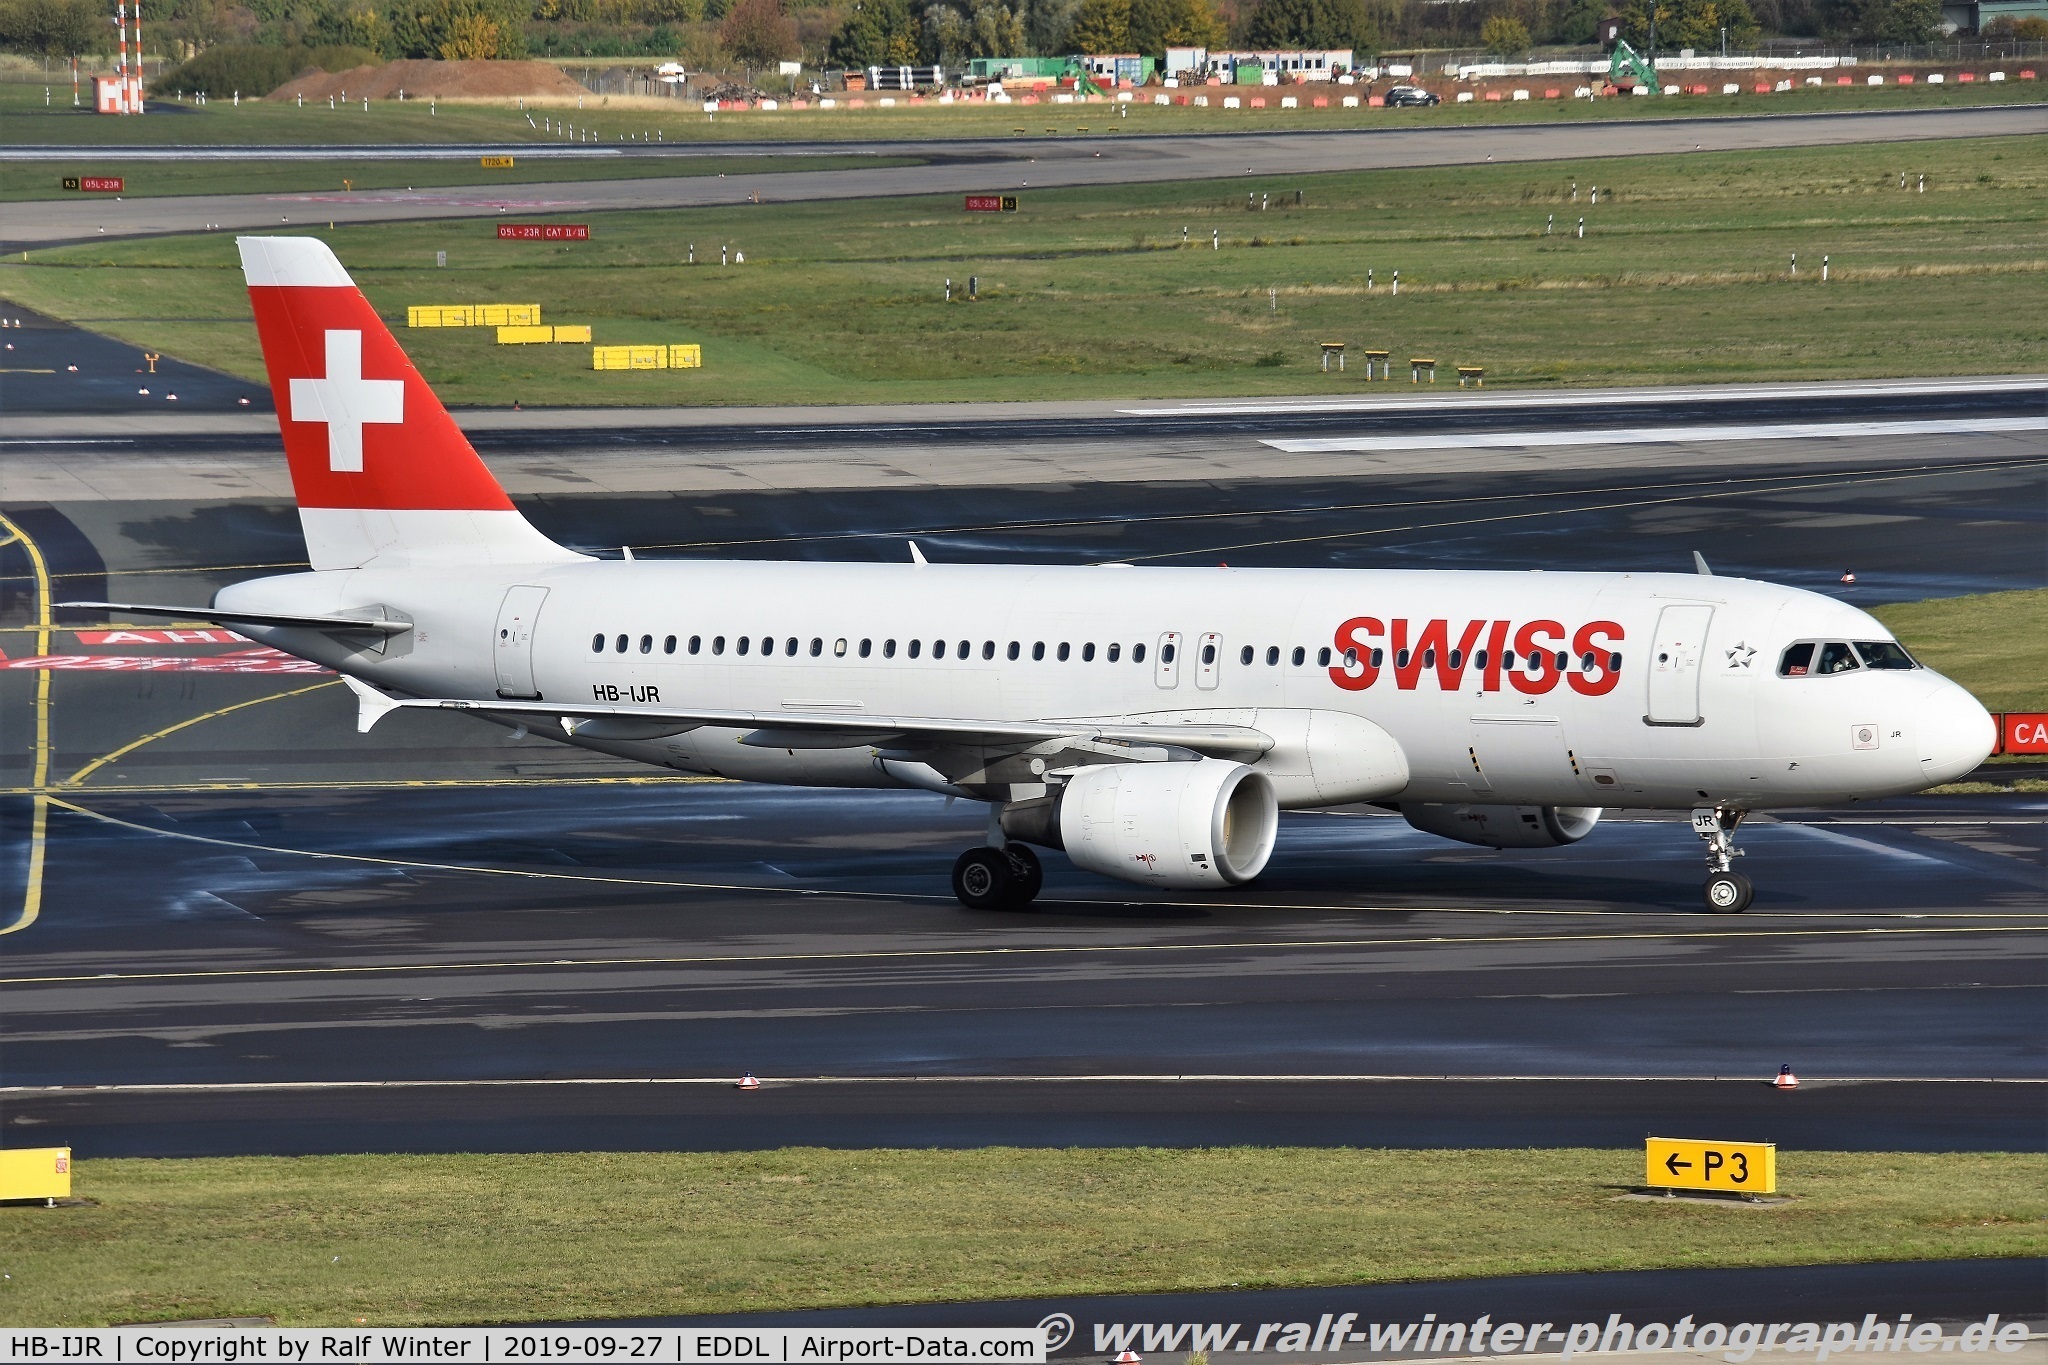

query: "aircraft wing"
(340, 678), (1272, 758)
(59, 601), (414, 636)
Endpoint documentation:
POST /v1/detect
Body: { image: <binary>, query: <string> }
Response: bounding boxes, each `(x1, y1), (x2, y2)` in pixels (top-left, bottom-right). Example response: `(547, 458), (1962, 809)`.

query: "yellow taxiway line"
(62, 680), (341, 786)
(0, 509), (54, 936)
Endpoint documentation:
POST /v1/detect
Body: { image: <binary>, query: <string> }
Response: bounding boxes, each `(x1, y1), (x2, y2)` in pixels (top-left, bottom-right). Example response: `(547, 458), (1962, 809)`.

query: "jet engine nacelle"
(1004, 758), (1278, 889)
(1401, 802), (1603, 849)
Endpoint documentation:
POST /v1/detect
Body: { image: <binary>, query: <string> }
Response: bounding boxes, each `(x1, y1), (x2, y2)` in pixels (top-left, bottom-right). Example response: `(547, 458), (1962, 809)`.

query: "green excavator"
(1609, 37), (1660, 94)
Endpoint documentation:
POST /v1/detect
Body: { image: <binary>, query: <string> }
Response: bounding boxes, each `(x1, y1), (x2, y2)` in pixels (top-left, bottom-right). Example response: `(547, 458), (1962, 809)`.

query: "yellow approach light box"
(1645, 1137), (1776, 1195)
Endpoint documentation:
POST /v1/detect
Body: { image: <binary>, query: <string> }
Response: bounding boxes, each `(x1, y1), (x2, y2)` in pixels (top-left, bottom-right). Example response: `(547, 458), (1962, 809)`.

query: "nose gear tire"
(1703, 871), (1754, 914)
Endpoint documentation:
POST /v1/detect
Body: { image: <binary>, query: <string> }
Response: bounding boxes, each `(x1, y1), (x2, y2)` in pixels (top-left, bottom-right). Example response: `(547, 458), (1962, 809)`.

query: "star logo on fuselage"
(1726, 642), (1757, 669)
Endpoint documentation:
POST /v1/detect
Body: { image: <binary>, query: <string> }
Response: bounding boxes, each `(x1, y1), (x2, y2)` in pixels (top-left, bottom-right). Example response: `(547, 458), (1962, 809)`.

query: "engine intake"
(1401, 803), (1603, 849)
(1002, 759), (1279, 889)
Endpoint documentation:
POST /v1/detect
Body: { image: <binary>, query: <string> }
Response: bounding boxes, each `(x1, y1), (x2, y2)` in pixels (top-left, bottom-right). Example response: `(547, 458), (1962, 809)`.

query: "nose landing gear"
(951, 842), (1044, 910)
(1693, 805), (1753, 913)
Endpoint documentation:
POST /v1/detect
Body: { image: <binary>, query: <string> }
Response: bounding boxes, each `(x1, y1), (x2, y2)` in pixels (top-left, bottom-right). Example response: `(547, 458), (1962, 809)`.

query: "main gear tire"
(1002, 843), (1044, 906)
(952, 847), (1015, 910)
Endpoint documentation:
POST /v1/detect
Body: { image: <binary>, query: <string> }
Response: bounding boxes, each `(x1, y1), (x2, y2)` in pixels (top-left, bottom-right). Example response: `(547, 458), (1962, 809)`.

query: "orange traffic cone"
(1113, 1353), (1141, 1364)
(1773, 1065), (1799, 1090)
(737, 1073), (761, 1091)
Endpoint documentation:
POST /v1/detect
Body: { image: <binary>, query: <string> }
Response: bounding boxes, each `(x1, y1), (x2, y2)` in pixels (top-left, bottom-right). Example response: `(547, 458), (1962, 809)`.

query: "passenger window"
(858, 638), (872, 658)
(690, 636), (702, 655)
(712, 636), (726, 655)
(932, 639), (944, 658)
(1371, 648), (1384, 668)
(639, 635), (653, 654)
(759, 637), (772, 656)
(835, 638), (848, 657)
(1395, 649), (1411, 668)
(1554, 651), (1569, 671)
(1317, 647), (1330, 667)
(1133, 643), (1147, 664)
(1266, 646), (1279, 666)
(1502, 650), (1517, 669)
(1239, 645), (1254, 666)
(1201, 643), (1216, 665)
(1033, 642), (1045, 661)
(1422, 649), (1436, 668)
(1608, 652), (1622, 672)
(1058, 643), (1071, 662)
(1163, 643), (1177, 663)
(785, 638), (798, 657)
(908, 639), (922, 659)
(1344, 648), (1357, 666)
(1474, 650), (1487, 671)
(982, 641), (995, 660)
(591, 633), (604, 653)
(810, 638), (823, 657)
(737, 637), (751, 656)
(1007, 642), (1020, 660)
(1855, 641), (1917, 670)
(664, 635), (677, 655)
(615, 634), (628, 653)
(1817, 641), (1860, 675)
(1107, 643), (1121, 663)
(884, 639), (896, 658)
(1083, 643), (1096, 662)
(1291, 646), (1304, 666)
(1579, 652), (1594, 671)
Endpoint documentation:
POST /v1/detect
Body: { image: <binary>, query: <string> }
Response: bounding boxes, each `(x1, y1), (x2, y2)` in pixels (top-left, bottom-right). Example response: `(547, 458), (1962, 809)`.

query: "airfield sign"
(1645, 1137), (1777, 1195)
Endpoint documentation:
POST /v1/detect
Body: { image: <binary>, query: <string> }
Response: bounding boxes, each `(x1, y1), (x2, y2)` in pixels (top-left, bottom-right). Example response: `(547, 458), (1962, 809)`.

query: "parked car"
(1384, 84), (1440, 105)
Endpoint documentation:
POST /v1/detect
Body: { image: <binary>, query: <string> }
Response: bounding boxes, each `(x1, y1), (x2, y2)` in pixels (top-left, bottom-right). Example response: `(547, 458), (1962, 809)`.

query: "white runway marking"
(1262, 416), (2048, 453)
(4, 1073), (2041, 1095)
(1130, 376), (2047, 417)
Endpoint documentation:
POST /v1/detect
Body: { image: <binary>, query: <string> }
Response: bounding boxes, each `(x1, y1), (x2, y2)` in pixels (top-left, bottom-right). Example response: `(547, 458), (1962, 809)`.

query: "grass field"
(0, 152), (922, 201)
(0, 75), (2041, 147)
(1, 1147), (2042, 1326)
(1874, 588), (2048, 713)
(3, 136), (2044, 405)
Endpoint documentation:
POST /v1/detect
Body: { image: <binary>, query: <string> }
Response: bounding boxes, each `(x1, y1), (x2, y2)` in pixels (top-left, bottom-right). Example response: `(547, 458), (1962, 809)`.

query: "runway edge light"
(0, 1147), (72, 1204)
(1645, 1137), (1777, 1197)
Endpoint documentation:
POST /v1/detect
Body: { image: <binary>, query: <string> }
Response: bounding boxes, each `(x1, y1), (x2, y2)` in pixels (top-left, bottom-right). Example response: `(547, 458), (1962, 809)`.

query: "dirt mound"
(267, 59), (589, 101)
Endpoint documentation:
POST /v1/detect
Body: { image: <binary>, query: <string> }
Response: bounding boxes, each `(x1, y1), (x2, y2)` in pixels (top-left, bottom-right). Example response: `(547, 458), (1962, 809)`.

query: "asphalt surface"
(0, 301), (272, 415)
(2, 384), (2043, 1157)
(4, 105), (2043, 248)
(613, 1258), (2048, 1343)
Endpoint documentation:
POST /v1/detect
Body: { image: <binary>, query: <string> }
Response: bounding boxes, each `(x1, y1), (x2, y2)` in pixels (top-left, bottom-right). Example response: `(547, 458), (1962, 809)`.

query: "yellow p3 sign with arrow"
(1646, 1137), (1777, 1194)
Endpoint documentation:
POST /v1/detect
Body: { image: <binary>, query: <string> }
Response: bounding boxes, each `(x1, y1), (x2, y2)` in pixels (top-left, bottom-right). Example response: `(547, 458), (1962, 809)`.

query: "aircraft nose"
(1917, 680), (1996, 786)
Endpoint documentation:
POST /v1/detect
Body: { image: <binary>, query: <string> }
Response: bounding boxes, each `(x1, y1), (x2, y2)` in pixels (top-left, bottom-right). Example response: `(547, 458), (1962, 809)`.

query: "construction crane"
(1609, 37), (1660, 94)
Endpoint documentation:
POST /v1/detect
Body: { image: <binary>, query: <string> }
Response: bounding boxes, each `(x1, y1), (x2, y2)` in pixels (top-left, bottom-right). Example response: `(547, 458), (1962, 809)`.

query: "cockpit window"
(1854, 640), (1917, 670)
(1778, 642), (1814, 676)
(1816, 641), (1861, 675)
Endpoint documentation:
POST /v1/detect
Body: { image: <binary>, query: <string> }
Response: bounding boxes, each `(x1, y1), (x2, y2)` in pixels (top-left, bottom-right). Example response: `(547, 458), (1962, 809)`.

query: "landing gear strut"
(1693, 804), (1753, 914)
(951, 843), (1043, 910)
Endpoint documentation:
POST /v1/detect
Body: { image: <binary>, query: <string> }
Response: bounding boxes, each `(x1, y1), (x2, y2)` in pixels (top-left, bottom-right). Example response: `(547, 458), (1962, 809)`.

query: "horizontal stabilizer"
(58, 601), (414, 636)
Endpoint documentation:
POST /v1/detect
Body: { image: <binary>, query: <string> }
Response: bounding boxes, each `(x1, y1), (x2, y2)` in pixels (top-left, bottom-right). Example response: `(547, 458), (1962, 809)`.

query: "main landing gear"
(1693, 804), (1753, 914)
(952, 843), (1044, 910)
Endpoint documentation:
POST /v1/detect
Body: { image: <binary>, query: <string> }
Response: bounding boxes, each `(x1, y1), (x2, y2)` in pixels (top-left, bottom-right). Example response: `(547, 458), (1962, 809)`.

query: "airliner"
(71, 237), (1996, 914)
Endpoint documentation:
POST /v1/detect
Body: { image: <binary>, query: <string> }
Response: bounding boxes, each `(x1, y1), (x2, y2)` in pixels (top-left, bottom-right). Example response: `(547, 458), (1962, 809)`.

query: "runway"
(1, 384), (2044, 1157)
(4, 105), (2043, 248)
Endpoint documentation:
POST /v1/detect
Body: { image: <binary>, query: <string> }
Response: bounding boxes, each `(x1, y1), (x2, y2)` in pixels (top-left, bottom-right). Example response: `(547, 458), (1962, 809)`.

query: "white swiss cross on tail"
(290, 329), (404, 473)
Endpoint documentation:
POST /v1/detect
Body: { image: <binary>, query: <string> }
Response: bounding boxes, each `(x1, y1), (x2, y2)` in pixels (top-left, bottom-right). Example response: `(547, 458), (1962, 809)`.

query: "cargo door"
(1645, 603), (1713, 726)
(493, 585), (549, 699)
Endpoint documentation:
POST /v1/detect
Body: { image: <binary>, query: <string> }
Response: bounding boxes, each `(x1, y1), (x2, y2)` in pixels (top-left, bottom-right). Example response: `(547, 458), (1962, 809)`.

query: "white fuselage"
(220, 559), (1993, 811)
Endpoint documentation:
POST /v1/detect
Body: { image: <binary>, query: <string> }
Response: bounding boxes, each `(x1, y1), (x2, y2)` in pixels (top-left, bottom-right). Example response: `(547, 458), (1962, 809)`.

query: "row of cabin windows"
(590, 630), (1622, 675)
(594, 632), (1165, 662)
